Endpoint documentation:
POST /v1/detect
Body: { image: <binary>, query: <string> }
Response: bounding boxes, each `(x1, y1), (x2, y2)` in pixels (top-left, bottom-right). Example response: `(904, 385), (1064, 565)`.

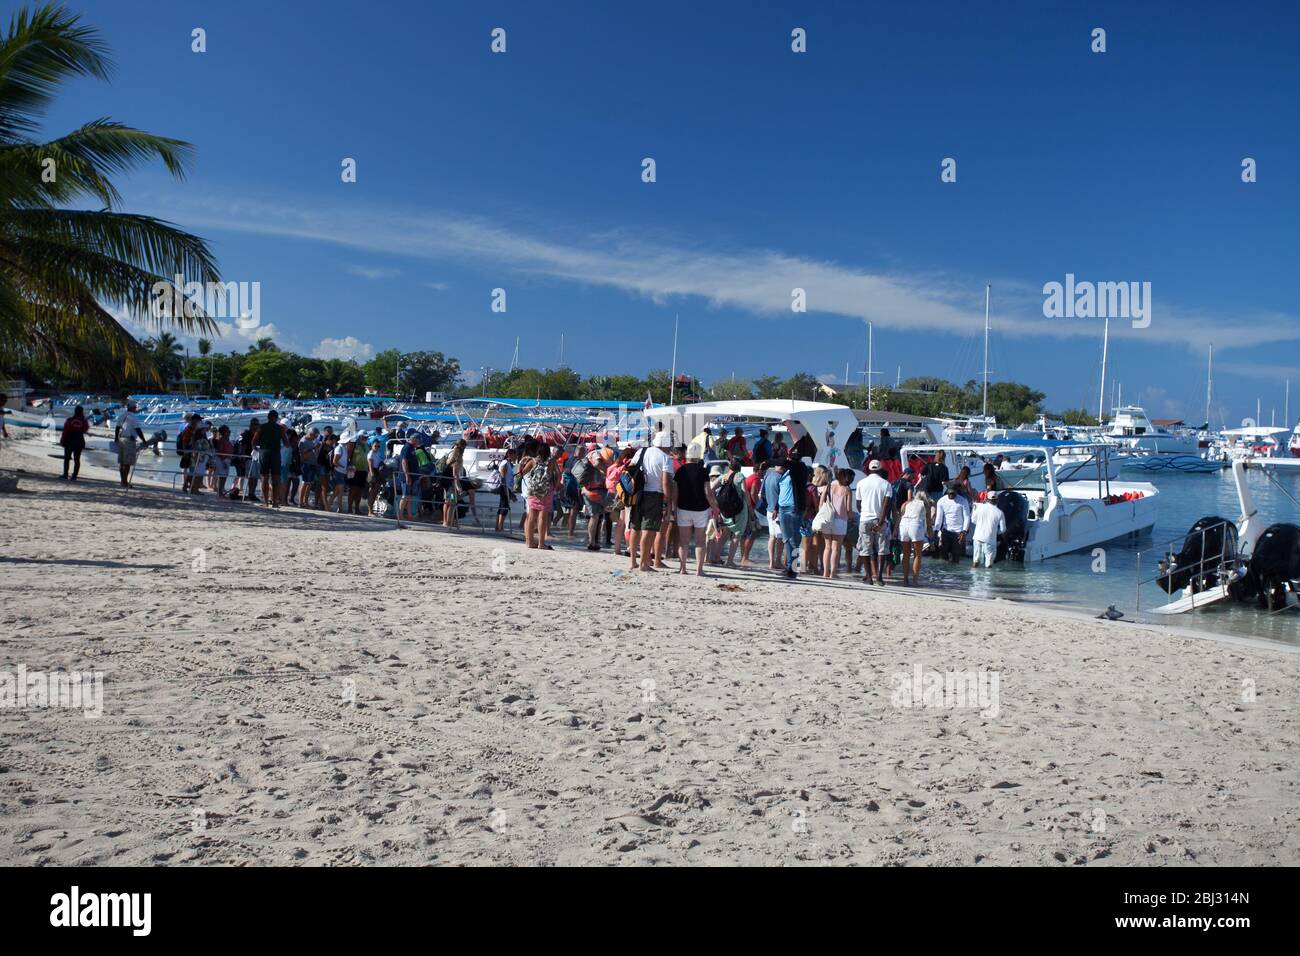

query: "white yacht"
(1103, 405), (1198, 454)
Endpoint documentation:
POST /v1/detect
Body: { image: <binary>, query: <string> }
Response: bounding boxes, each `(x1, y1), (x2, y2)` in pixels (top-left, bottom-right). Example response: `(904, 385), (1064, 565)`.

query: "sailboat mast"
(1097, 315), (1110, 425)
(867, 322), (874, 410)
(982, 283), (990, 418)
(1205, 344), (1213, 431)
(668, 314), (679, 405)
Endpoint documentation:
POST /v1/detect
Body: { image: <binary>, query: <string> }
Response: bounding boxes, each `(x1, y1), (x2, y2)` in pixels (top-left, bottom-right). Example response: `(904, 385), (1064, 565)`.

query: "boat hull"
(1023, 482), (1159, 561)
(1120, 454), (1226, 474)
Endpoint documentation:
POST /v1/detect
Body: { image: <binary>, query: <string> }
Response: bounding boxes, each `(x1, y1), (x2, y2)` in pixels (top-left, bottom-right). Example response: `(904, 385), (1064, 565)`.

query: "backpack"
(562, 470), (582, 505)
(524, 461), (551, 498)
(616, 450), (646, 508)
(571, 456), (595, 486)
(715, 472), (744, 519)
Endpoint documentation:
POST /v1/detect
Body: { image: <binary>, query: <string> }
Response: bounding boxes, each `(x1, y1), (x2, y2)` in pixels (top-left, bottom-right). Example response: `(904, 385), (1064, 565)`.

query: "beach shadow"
(0, 556), (173, 571)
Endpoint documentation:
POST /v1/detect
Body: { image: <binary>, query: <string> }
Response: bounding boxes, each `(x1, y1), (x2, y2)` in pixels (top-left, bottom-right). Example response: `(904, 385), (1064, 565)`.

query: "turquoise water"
(888, 467), (1299, 646)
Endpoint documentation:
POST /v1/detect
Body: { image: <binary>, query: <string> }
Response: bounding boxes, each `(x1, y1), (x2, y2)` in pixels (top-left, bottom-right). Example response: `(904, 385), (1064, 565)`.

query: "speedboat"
(1150, 458), (1300, 614)
(912, 442), (1158, 562)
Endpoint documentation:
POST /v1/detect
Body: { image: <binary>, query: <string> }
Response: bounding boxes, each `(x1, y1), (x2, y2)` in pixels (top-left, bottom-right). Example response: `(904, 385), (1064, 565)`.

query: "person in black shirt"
(784, 453), (809, 506)
(751, 429), (773, 467)
(920, 452), (949, 496)
(672, 447), (719, 576)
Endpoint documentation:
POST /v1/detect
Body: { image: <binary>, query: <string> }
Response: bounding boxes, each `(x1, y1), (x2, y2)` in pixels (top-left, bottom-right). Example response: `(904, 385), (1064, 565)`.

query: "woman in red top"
(59, 405), (90, 480)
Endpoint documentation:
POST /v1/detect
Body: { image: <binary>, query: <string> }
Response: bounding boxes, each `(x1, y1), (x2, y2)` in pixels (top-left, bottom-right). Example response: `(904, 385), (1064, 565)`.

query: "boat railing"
(1133, 518), (1241, 612)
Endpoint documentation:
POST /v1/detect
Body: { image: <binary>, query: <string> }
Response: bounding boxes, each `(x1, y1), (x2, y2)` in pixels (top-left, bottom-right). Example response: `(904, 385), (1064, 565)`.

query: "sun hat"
(708, 463), (725, 477)
(868, 459), (882, 471)
(686, 446), (703, 461)
(599, 447), (615, 464)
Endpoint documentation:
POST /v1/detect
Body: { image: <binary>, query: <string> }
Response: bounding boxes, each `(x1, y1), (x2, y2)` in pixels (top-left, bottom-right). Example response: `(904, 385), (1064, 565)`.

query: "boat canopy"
(468, 397), (659, 410)
(646, 399), (870, 472)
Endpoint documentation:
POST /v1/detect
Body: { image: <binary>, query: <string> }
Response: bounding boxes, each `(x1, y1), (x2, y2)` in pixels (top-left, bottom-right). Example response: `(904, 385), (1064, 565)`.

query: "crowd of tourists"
(96, 400), (1010, 583)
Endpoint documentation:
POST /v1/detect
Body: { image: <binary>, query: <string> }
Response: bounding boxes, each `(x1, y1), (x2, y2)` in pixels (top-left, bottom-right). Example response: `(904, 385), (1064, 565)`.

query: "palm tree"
(197, 336), (212, 393)
(251, 337), (277, 353)
(0, 4), (219, 383)
(145, 331), (183, 384)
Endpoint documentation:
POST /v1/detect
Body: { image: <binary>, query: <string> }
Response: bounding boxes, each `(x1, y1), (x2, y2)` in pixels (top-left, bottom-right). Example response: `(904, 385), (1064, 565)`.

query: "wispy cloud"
(141, 191), (1300, 354)
(423, 281), (450, 291)
(344, 264), (401, 280)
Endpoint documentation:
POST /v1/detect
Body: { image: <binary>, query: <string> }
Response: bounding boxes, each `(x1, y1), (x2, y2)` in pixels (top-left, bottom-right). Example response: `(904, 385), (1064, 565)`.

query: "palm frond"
(0, 3), (111, 141)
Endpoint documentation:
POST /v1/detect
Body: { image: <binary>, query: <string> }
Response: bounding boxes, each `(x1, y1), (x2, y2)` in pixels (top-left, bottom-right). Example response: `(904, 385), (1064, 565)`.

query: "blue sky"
(50, 0), (1300, 425)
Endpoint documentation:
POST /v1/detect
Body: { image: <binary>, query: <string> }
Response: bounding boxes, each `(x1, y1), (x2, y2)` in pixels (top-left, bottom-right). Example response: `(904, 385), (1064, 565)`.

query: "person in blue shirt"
(772, 464), (802, 579)
(761, 460), (786, 571)
(752, 429), (773, 467)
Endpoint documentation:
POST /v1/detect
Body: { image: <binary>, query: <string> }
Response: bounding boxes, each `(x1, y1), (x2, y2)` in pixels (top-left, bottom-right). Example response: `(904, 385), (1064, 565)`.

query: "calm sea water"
(890, 467), (1299, 646)
(65, 436), (1300, 646)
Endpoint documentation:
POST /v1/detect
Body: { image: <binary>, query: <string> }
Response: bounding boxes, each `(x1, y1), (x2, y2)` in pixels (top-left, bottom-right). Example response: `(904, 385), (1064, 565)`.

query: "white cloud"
(312, 336), (374, 362)
(345, 264), (401, 280)
(423, 281), (450, 290)
(137, 191), (1300, 355)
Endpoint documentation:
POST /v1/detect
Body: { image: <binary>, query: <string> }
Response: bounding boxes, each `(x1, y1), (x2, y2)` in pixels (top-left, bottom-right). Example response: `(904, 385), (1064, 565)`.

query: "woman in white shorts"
(897, 486), (931, 586)
(820, 468), (853, 579)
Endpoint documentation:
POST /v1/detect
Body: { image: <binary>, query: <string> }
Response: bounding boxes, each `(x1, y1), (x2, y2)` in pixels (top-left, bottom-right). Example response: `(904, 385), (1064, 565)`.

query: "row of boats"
(943, 405), (1300, 472)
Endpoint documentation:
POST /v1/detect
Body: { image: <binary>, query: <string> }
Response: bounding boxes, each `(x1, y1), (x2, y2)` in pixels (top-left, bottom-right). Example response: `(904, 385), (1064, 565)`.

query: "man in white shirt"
(933, 482), (971, 563)
(970, 491), (1007, 568)
(631, 431), (675, 572)
(855, 459), (893, 585)
(113, 400), (146, 488)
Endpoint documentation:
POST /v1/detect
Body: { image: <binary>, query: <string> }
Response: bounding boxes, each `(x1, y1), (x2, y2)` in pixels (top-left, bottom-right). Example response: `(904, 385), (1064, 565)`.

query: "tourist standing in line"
(820, 467), (852, 579)
(856, 459), (892, 585)
(672, 445), (718, 575)
(897, 484), (932, 586)
(630, 431), (674, 572)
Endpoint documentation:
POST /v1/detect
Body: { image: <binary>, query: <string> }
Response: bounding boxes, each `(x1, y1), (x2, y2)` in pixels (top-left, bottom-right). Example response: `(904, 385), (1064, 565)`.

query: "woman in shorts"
(820, 468), (853, 579)
(897, 485), (932, 587)
(523, 444), (558, 549)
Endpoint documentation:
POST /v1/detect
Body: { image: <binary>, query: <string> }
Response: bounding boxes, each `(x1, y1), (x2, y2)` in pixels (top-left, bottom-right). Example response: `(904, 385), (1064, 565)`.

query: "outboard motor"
(994, 490), (1028, 562)
(1248, 523), (1300, 611)
(1156, 516), (1237, 595)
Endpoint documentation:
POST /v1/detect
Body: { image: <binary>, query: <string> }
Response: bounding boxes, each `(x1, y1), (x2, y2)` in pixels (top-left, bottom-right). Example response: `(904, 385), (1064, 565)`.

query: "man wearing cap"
(969, 491), (1006, 568)
(934, 481), (972, 563)
(394, 432), (420, 521)
(113, 399), (146, 488)
(855, 459), (893, 585)
(630, 431), (675, 572)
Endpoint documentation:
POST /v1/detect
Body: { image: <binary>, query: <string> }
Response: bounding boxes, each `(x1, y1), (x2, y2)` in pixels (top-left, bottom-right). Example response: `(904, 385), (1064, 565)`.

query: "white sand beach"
(1, 440), (1296, 866)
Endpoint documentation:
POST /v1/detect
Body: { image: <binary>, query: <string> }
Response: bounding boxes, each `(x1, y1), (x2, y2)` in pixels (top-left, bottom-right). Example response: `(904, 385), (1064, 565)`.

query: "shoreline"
(2, 433), (1291, 654)
(1, 439), (1296, 865)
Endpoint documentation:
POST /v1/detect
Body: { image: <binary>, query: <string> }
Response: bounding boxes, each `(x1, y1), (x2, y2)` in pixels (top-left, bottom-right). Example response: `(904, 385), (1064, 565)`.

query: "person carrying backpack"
(629, 432), (675, 572)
